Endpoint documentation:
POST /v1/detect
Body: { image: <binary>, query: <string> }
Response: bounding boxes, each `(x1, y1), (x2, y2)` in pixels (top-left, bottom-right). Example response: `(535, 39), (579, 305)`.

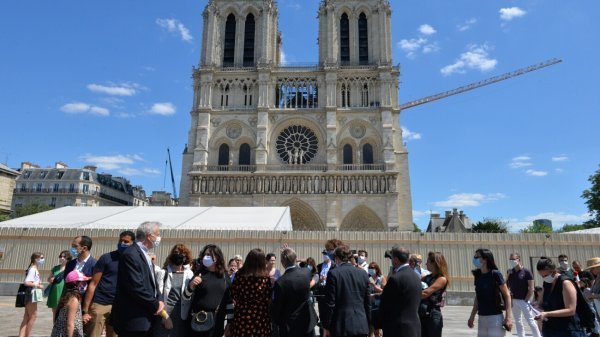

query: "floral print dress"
(230, 275), (272, 337)
(50, 303), (84, 337)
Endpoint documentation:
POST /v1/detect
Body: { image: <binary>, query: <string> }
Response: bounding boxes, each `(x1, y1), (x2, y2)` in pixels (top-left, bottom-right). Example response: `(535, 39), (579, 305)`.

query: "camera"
(384, 250), (393, 259)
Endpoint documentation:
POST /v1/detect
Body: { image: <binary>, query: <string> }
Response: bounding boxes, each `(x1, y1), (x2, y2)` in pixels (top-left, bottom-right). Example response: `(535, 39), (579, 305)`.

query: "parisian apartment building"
(0, 163), (20, 215)
(11, 161), (148, 209)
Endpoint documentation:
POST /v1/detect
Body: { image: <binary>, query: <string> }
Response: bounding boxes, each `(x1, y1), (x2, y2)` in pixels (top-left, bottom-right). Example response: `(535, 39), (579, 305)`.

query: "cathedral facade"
(180, 0), (413, 231)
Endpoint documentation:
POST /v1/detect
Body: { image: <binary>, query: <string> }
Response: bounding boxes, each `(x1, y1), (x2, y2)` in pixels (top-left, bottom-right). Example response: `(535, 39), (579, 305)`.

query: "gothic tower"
(180, 0), (413, 231)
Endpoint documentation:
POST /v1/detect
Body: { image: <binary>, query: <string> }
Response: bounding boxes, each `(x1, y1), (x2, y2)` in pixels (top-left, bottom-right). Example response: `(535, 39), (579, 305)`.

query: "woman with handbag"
(154, 244), (195, 337)
(46, 250), (72, 317)
(230, 248), (272, 337)
(183, 244), (231, 337)
(420, 252), (449, 337)
(18, 252), (45, 337)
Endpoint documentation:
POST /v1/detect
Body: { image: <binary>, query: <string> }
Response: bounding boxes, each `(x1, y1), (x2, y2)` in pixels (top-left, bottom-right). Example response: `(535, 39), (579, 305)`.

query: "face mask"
(117, 243), (130, 253)
(172, 254), (185, 266)
(323, 254), (330, 263)
(70, 247), (79, 259)
(509, 260), (519, 269)
(472, 257), (481, 269)
(543, 274), (555, 283)
(368, 268), (376, 276)
(151, 235), (161, 249)
(37, 258), (45, 267)
(559, 261), (569, 270)
(202, 255), (214, 267)
(357, 257), (365, 265)
(307, 265), (313, 272)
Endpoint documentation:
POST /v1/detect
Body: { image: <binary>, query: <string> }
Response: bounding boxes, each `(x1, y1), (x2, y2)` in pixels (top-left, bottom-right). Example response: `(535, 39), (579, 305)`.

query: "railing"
(13, 188), (99, 195)
(194, 165), (257, 172)
(212, 105), (256, 111)
(334, 164), (385, 171)
(192, 164), (388, 173)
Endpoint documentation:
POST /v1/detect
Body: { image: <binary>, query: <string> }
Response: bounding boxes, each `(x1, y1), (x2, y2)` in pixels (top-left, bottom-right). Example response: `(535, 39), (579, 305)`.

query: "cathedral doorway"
(340, 205), (386, 231)
(281, 198), (324, 231)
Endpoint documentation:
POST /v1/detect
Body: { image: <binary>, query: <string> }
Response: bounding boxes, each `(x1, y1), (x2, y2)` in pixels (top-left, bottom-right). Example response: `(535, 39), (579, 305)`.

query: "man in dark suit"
(316, 239), (343, 336)
(272, 247), (318, 337)
(111, 221), (165, 337)
(63, 235), (97, 297)
(380, 246), (422, 337)
(321, 244), (370, 337)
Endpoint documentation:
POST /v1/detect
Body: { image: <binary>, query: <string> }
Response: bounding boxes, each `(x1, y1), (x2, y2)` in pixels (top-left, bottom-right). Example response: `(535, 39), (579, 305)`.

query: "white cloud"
(552, 155), (569, 162)
(60, 102), (110, 116)
(419, 24), (436, 36)
(509, 155), (532, 169)
(441, 44), (497, 76)
(80, 154), (141, 170)
(402, 127), (422, 141)
(149, 102), (176, 116)
(508, 212), (591, 232)
(433, 193), (506, 208)
(457, 18), (477, 32)
(512, 156), (531, 162)
(118, 168), (142, 176)
(143, 168), (161, 175)
(156, 18), (193, 42)
(526, 169), (548, 177)
(87, 83), (138, 96)
(499, 7), (527, 21)
(422, 42), (440, 54)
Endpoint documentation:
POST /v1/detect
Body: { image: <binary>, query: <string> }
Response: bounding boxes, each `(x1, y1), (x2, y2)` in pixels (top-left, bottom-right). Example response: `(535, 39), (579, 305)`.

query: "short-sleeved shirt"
(474, 270), (505, 316)
(25, 267), (40, 286)
(92, 251), (121, 305)
(507, 267), (533, 300)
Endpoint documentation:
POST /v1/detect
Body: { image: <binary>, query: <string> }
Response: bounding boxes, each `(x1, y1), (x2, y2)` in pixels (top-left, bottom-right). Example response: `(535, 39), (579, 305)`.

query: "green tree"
(471, 218), (509, 233)
(0, 213), (9, 222)
(413, 222), (422, 233)
(12, 203), (54, 219)
(557, 223), (597, 233)
(582, 165), (600, 226)
(521, 222), (553, 234)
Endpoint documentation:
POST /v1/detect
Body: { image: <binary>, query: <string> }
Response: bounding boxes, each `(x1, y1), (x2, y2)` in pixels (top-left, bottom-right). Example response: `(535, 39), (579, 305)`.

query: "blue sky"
(0, 1), (598, 231)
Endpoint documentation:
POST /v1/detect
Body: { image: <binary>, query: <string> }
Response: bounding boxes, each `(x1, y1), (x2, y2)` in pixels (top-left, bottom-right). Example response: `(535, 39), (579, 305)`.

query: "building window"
(50, 197), (57, 207)
(40, 171), (47, 178)
(69, 183), (75, 193)
(358, 13), (369, 64)
(343, 144), (353, 164)
(239, 143), (251, 165)
(362, 144), (374, 164)
(221, 85), (230, 107)
(218, 144), (230, 166)
(53, 183), (59, 192)
(20, 183), (26, 192)
(340, 13), (350, 63)
(23, 171), (31, 179)
(276, 125), (318, 164)
(361, 84), (369, 107)
(223, 14), (236, 66)
(341, 84), (350, 107)
(81, 198), (87, 207)
(36, 183), (42, 192)
(82, 184), (89, 194)
(243, 14), (255, 66)
(83, 171), (90, 180)
(57, 171), (64, 179)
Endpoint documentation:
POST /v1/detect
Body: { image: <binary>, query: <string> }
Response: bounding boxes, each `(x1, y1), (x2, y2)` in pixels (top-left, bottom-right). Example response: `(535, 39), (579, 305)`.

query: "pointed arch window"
(243, 14), (255, 66)
(343, 144), (353, 164)
(223, 14), (236, 66)
(358, 13), (369, 64)
(239, 143), (251, 165)
(361, 84), (369, 107)
(218, 144), (230, 167)
(340, 13), (350, 63)
(341, 84), (350, 108)
(362, 144), (374, 164)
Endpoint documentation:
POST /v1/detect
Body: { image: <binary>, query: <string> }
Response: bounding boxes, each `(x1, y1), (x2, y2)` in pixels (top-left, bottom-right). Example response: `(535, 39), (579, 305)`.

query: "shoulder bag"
(190, 276), (227, 332)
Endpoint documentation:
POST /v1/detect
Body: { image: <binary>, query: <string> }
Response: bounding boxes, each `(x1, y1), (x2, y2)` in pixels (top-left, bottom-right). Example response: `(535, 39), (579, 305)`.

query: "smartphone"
(502, 323), (511, 332)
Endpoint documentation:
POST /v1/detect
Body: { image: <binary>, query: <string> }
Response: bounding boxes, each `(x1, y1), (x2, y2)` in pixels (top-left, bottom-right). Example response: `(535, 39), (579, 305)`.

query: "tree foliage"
(0, 213), (9, 222)
(521, 222), (553, 234)
(581, 165), (600, 226)
(557, 223), (599, 233)
(471, 218), (508, 233)
(413, 222), (422, 233)
(12, 203), (54, 219)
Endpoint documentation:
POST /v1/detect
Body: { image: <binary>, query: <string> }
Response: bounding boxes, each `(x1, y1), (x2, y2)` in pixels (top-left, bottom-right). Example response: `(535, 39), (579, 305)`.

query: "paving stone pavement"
(0, 296), (538, 337)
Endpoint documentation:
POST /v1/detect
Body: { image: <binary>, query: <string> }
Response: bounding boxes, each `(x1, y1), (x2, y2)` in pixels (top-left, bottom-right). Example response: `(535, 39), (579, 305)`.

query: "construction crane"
(167, 148), (178, 204)
(399, 58), (562, 111)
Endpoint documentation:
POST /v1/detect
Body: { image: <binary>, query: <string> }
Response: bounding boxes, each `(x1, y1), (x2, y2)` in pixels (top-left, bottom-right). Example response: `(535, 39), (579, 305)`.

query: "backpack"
(564, 276), (596, 331)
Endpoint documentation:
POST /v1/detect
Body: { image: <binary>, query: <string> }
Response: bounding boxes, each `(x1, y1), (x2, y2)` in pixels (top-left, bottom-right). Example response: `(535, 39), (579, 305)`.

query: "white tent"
(565, 227), (600, 234)
(0, 206), (293, 231)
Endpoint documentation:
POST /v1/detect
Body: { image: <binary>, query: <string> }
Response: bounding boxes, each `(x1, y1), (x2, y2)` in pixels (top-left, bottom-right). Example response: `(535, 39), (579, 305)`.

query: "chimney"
(55, 161), (68, 169)
(444, 210), (451, 218)
(21, 161), (39, 170)
(83, 165), (97, 172)
(452, 208), (458, 215)
(459, 210), (465, 222)
(431, 213), (440, 219)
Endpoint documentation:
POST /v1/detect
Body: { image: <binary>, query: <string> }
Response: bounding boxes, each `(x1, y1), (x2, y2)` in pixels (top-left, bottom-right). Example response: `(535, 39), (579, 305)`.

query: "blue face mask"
(472, 257), (481, 269)
(117, 243), (130, 253)
(307, 265), (313, 272)
(70, 247), (79, 259)
(368, 268), (376, 276)
(357, 257), (365, 265)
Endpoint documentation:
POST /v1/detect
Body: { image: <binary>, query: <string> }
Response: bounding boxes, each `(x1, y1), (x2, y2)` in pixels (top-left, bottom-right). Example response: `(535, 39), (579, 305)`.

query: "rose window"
(276, 125), (318, 164)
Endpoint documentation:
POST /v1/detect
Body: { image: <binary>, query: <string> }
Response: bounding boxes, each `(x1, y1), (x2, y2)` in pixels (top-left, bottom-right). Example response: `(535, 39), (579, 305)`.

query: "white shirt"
(25, 266), (40, 286)
(394, 263), (410, 274)
(75, 254), (91, 272)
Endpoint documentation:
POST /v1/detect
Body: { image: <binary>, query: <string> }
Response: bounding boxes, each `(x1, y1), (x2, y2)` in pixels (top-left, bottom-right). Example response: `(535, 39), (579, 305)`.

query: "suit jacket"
(379, 266), (422, 337)
(62, 255), (96, 297)
(111, 243), (160, 333)
(272, 267), (318, 337)
(321, 262), (370, 337)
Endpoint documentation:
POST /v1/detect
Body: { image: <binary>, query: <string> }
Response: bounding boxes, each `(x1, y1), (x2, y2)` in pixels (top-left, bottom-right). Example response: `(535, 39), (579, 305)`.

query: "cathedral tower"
(180, 0), (413, 231)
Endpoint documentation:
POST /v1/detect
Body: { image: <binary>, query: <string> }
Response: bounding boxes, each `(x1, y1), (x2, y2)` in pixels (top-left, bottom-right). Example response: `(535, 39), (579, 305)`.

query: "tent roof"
(0, 206), (292, 231)
(564, 227), (600, 234)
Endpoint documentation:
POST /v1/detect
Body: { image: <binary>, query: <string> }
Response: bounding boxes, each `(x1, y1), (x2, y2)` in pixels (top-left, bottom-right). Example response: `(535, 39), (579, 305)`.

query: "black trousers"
(421, 307), (443, 337)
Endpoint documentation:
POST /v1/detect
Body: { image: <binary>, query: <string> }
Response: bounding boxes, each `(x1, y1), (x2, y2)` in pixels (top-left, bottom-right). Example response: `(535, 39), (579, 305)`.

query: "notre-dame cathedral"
(180, 0), (413, 231)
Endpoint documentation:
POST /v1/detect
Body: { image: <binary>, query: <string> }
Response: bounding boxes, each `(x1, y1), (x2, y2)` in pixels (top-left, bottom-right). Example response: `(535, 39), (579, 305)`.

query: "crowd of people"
(15, 220), (600, 337)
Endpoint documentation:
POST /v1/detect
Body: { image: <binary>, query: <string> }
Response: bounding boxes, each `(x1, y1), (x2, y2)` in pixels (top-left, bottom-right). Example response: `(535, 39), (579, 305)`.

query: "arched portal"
(340, 205), (385, 231)
(281, 198), (324, 231)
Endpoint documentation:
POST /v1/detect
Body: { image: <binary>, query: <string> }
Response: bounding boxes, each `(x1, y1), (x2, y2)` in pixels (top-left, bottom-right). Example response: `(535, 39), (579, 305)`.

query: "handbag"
(15, 284), (30, 307)
(190, 310), (216, 332)
(31, 288), (43, 303)
(43, 284), (53, 298)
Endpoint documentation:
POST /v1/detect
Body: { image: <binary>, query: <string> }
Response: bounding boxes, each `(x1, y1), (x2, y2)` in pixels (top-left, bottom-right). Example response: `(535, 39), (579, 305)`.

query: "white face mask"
(151, 235), (161, 248)
(508, 260), (519, 269)
(543, 274), (555, 283)
(559, 261), (569, 270)
(202, 255), (215, 268)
